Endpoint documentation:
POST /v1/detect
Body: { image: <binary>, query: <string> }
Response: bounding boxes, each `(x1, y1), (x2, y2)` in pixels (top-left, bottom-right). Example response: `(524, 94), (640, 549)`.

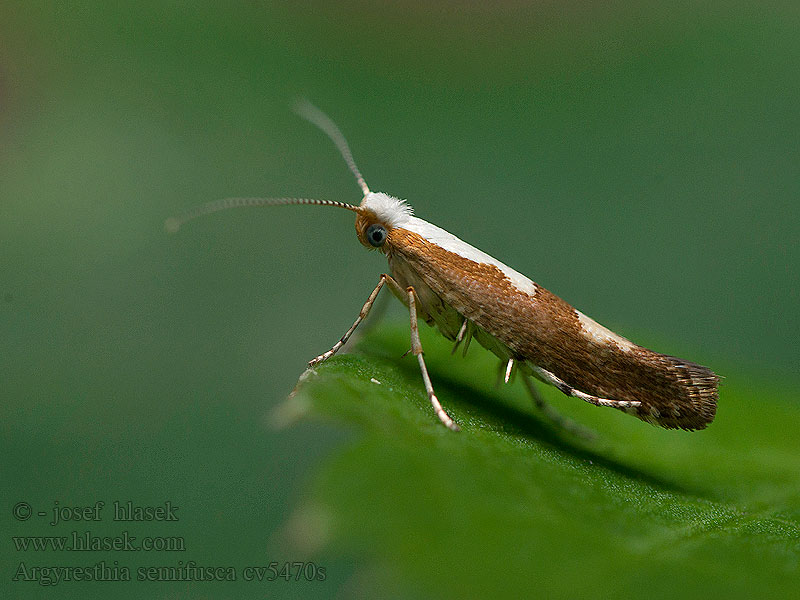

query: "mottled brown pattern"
(385, 227), (718, 430)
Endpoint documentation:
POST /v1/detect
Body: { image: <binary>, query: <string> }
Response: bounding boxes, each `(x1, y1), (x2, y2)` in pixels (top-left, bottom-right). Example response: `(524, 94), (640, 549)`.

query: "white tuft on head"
(360, 192), (414, 228)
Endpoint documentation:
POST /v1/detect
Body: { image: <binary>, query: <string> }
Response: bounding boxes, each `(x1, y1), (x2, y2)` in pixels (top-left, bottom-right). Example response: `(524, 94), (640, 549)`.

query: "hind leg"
(530, 366), (641, 411)
(521, 373), (596, 440)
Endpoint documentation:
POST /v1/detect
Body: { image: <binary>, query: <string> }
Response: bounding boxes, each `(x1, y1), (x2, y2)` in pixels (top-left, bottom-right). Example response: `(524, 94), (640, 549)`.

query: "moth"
(167, 101), (719, 433)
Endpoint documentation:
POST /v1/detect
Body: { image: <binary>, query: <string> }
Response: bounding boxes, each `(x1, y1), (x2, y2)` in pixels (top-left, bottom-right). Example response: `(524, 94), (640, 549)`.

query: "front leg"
(308, 274), (391, 367)
(306, 274), (459, 432)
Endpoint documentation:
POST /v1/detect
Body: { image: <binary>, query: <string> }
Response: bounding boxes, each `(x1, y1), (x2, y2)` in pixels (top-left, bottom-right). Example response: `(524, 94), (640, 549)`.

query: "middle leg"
(403, 285), (460, 432)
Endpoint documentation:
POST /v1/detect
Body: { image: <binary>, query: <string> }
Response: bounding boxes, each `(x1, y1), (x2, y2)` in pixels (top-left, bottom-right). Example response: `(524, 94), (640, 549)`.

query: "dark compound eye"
(366, 223), (387, 247)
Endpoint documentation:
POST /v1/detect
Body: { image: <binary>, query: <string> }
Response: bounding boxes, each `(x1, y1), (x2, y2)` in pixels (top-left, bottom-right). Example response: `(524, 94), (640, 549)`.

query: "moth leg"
(451, 318), (469, 354)
(504, 357), (515, 384)
(450, 317), (474, 357)
(521, 373), (596, 440)
(494, 357), (516, 388)
(308, 274), (390, 368)
(405, 286), (460, 432)
(530, 365), (641, 411)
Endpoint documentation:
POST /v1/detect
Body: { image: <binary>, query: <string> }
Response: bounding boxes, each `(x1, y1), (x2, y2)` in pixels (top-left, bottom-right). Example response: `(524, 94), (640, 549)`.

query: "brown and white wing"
(387, 224), (718, 430)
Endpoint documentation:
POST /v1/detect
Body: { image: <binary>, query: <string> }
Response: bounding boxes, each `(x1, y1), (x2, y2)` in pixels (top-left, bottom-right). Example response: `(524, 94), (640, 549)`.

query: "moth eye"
(366, 223), (387, 247)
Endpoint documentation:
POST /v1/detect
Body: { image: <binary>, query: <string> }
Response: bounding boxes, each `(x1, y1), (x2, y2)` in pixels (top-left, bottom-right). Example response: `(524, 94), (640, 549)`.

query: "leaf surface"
(287, 325), (800, 599)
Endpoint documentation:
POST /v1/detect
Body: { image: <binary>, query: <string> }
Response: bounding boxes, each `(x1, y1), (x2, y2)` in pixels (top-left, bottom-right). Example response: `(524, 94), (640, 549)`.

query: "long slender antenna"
(293, 99), (371, 196)
(164, 197), (360, 233)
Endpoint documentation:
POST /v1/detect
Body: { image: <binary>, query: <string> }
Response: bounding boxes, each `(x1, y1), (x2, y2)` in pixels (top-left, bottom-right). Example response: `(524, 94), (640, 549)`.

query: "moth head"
(355, 192), (413, 251)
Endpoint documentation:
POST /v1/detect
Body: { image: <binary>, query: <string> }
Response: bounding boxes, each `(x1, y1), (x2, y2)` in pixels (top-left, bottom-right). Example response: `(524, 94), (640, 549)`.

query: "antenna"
(164, 197), (360, 233)
(293, 99), (371, 196)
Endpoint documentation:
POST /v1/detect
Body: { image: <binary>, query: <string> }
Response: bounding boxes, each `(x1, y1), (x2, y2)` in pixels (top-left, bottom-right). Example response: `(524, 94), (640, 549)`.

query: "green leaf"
(285, 324), (800, 599)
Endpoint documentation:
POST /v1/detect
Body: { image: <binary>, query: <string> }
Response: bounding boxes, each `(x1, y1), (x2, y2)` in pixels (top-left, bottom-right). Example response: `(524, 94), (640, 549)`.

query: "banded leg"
(530, 365), (641, 411)
(521, 373), (595, 440)
(307, 275), (388, 367)
(406, 287), (460, 432)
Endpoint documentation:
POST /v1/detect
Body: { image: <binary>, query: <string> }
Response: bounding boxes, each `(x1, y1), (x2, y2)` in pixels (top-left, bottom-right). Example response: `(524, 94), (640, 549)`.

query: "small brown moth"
(167, 101), (719, 433)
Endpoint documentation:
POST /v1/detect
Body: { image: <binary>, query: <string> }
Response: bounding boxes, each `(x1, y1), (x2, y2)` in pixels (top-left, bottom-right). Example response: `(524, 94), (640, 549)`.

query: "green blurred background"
(2, 1), (798, 598)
